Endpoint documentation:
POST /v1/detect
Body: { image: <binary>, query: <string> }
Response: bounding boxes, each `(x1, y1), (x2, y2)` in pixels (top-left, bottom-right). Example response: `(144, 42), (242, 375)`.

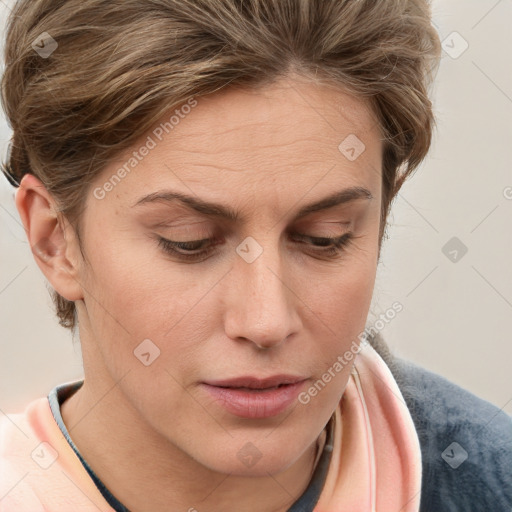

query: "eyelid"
(155, 231), (353, 262)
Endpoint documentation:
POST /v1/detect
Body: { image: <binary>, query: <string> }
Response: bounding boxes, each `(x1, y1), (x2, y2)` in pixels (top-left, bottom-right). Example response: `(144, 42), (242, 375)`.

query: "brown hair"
(1, 0), (441, 331)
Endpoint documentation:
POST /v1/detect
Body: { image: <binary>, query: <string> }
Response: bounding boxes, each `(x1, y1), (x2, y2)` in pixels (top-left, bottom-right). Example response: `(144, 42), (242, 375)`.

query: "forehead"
(168, 79), (376, 147)
(90, 77), (382, 213)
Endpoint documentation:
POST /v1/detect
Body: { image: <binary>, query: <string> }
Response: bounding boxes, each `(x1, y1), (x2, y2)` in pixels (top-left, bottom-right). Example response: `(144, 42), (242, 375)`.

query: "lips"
(201, 375), (308, 419)
(204, 375), (306, 390)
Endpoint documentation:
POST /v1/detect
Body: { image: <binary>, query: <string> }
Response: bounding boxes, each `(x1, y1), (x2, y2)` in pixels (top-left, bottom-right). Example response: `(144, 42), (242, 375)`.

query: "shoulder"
(370, 334), (512, 511)
(0, 393), (112, 511)
(0, 399), (51, 511)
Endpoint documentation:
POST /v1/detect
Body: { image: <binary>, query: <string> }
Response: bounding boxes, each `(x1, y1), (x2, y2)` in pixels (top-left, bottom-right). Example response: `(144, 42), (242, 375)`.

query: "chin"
(189, 434), (311, 477)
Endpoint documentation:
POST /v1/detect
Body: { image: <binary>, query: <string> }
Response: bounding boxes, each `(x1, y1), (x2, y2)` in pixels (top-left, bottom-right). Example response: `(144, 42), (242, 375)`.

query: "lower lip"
(201, 381), (307, 419)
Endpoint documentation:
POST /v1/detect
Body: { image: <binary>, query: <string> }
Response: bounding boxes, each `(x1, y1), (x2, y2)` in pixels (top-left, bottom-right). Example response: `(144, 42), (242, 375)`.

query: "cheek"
(81, 237), (234, 377)
(304, 254), (377, 337)
(298, 261), (377, 414)
(78, 233), (209, 366)
(82, 227), (183, 316)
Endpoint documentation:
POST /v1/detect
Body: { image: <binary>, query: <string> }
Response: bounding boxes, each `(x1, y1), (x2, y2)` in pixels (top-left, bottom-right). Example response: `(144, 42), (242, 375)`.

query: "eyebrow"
(132, 186), (373, 222)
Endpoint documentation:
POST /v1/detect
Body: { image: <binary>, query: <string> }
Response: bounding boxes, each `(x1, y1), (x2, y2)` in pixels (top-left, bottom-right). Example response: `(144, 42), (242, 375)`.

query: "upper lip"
(204, 375), (307, 389)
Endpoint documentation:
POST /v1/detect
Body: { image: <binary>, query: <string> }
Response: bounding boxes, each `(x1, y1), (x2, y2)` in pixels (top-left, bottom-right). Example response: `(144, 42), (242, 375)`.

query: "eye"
(157, 237), (216, 262)
(290, 232), (353, 258)
(156, 232), (354, 262)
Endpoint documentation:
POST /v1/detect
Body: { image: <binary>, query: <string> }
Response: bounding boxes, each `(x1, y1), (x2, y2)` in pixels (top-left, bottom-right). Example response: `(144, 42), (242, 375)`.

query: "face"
(75, 77), (382, 476)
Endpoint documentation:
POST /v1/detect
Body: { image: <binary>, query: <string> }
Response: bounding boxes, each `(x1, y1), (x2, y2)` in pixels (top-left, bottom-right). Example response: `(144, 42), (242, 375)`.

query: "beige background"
(1, 0), (511, 415)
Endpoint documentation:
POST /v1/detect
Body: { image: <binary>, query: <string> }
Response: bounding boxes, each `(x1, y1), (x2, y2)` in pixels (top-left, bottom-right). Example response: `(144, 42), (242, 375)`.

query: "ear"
(15, 174), (84, 302)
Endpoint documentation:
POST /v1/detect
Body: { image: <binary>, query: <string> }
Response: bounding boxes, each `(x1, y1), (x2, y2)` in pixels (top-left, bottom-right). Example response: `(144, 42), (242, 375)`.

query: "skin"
(16, 75), (383, 512)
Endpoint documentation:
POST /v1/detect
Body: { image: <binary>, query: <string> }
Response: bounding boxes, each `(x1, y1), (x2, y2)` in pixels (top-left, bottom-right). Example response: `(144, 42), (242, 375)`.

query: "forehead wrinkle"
(160, 153), (349, 181)
(162, 132), (350, 169)
(168, 124), (342, 153)
(152, 137), (380, 194)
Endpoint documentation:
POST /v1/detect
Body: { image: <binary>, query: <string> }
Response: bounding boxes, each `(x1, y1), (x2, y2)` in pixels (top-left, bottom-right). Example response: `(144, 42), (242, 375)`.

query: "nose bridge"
(245, 248), (284, 310)
(225, 234), (300, 347)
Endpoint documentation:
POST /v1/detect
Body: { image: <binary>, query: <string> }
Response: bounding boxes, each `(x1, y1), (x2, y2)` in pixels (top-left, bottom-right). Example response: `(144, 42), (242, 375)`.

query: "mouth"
(219, 384), (289, 392)
(201, 375), (308, 419)
(205, 375), (306, 389)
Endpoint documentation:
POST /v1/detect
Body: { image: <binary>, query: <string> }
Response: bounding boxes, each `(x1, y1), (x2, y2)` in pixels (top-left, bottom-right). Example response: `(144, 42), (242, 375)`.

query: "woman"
(0, 1), (510, 511)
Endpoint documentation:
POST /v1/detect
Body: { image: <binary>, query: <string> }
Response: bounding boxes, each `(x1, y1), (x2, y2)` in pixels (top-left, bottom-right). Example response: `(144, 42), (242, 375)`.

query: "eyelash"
(156, 233), (353, 262)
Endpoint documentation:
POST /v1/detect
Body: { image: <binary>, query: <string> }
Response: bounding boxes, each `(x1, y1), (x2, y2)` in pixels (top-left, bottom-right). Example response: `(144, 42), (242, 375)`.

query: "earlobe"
(15, 174), (84, 302)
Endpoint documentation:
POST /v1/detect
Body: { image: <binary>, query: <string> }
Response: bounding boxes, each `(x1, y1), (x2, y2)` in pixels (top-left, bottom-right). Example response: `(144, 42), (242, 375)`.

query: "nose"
(223, 241), (302, 350)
